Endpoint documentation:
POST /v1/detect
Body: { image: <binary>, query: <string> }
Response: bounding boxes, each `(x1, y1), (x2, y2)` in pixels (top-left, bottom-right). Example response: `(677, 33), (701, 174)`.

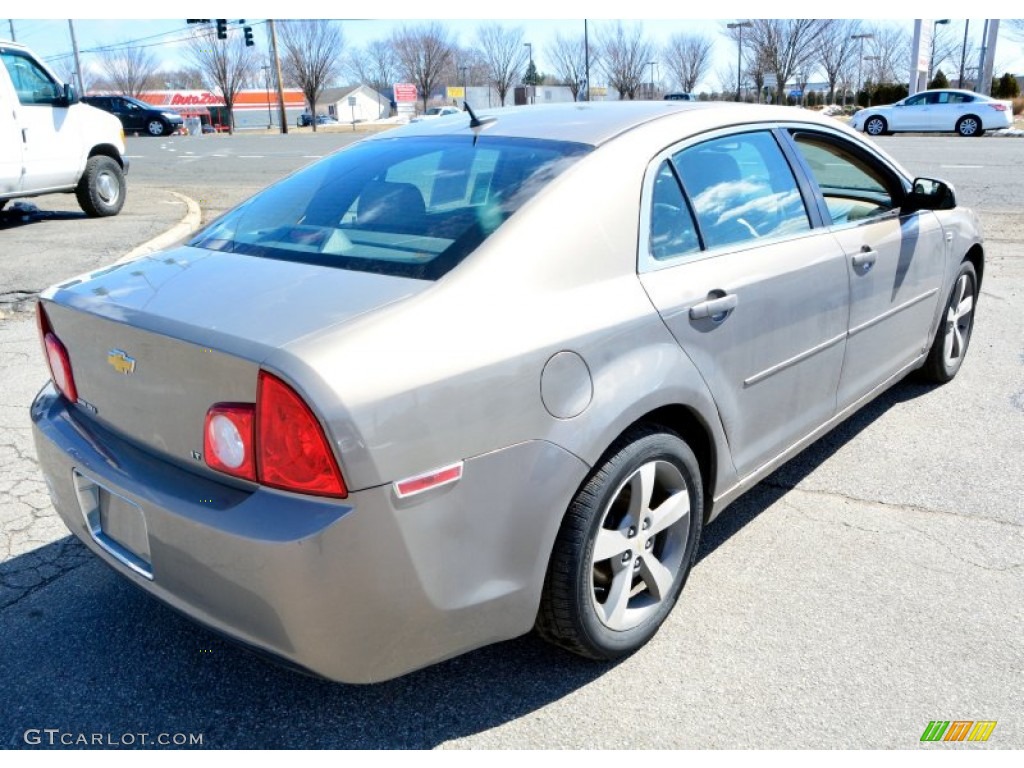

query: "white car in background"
(410, 105), (461, 123)
(852, 89), (1013, 137)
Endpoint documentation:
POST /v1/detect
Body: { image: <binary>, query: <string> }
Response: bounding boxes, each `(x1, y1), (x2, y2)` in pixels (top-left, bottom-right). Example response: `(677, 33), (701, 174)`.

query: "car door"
(112, 98), (141, 132)
(638, 129), (850, 477)
(0, 55), (24, 193)
(785, 129), (947, 407)
(892, 93), (932, 131)
(0, 49), (80, 191)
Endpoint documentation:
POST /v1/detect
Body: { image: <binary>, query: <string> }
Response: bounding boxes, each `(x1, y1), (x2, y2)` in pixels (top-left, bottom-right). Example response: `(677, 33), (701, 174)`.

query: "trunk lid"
(42, 246), (428, 474)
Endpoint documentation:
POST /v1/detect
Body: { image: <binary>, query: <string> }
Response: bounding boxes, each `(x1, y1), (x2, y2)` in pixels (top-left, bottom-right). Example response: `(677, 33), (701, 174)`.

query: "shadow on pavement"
(2, 379), (936, 749)
(0, 203), (87, 230)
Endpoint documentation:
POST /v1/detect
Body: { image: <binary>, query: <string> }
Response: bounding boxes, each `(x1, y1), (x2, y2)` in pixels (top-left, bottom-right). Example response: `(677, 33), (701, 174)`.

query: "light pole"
(727, 21), (752, 102)
(863, 55), (880, 106)
(929, 18), (950, 83)
(851, 32), (874, 107)
(647, 61), (657, 99)
(524, 42), (533, 104)
(584, 19), (590, 102)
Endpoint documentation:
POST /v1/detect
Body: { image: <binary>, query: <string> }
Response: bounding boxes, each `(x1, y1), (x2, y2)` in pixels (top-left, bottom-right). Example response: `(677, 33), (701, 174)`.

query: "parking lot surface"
(1, 132), (1021, 749)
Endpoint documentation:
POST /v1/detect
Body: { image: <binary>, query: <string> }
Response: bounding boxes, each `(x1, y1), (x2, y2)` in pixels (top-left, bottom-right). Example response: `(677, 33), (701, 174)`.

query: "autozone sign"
(169, 93), (225, 106)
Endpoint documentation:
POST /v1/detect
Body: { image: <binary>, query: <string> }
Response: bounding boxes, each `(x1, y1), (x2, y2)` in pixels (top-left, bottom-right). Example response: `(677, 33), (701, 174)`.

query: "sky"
(5, 5), (1023, 95)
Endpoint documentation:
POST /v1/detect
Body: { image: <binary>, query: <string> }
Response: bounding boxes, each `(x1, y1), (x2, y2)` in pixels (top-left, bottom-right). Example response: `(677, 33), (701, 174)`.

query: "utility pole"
(268, 20), (288, 134)
(67, 20), (85, 96)
(958, 20), (970, 89)
(7, 19), (15, 41)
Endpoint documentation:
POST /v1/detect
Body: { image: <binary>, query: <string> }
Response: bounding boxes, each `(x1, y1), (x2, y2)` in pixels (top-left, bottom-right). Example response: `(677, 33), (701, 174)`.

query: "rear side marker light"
(37, 304), (78, 403)
(394, 462), (464, 499)
(204, 404), (256, 481)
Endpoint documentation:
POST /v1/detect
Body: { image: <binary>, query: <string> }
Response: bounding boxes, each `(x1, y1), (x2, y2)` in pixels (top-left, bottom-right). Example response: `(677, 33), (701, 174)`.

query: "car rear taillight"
(204, 372), (347, 497)
(204, 404), (256, 481)
(36, 303), (78, 403)
(990, 103), (1007, 111)
(257, 371), (347, 498)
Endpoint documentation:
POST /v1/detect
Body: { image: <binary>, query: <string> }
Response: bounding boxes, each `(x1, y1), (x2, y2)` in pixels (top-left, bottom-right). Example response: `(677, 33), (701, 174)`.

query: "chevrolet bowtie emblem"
(107, 349), (136, 375)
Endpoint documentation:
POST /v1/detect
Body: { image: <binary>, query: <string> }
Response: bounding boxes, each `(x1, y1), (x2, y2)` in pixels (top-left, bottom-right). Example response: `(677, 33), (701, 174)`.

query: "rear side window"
(648, 161), (700, 261)
(673, 131), (810, 250)
(190, 135), (591, 280)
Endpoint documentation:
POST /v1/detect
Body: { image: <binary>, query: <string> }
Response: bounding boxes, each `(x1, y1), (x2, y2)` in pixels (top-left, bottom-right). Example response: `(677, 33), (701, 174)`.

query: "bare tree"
(865, 23), (910, 85)
(662, 33), (713, 94)
(279, 20), (344, 132)
(817, 19), (861, 104)
(55, 59), (98, 94)
(475, 23), (528, 107)
(744, 19), (833, 103)
(96, 43), (159, 98)
(598, 21), (654, 100)
(348, 39), (399, 98)
(184, 25), (257, 134)
(392, 22), (456, 112)
(162, 67), (207, 90)
(547, 32), (593, 101)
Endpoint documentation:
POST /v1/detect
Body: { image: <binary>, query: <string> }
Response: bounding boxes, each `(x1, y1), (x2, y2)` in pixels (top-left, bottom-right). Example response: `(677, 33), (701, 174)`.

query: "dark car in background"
(82, 95), (183, 137)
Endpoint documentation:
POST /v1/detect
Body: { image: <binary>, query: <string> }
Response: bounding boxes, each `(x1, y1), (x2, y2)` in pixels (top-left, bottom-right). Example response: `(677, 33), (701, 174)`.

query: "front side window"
(190, 135), (591, 280)
(790, 133), (897, 225)
(673, 131), (810, 250)
(0, 51), (62, 106)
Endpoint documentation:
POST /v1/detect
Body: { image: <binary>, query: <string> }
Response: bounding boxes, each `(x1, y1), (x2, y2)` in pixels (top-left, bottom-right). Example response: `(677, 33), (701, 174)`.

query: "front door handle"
(690, 293), (738, 322)
(852, 246), (877, 272)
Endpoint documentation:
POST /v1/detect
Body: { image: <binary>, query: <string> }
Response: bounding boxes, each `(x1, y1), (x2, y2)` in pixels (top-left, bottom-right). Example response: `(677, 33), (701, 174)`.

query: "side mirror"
(62, 83), (79, 106)
(905, 177), (956, 212)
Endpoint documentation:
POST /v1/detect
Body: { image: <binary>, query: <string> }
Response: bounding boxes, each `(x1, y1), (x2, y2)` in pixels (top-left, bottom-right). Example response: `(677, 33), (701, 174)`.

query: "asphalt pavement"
(0, 130), (1021, 749)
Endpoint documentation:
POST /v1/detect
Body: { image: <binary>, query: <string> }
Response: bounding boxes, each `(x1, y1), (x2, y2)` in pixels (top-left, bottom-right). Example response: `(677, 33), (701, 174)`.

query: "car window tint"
(904, 94), (927, 107)
(0, 51), (62, 106)
(791, 133), (896, 225)
(648, 161), (700, 261)
(673, 131), (810, 250)
(189, 136), (591, 281)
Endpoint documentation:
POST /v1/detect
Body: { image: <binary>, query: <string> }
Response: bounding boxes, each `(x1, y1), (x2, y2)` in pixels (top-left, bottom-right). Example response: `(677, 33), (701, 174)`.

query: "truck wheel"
(75, 156), (125, 217)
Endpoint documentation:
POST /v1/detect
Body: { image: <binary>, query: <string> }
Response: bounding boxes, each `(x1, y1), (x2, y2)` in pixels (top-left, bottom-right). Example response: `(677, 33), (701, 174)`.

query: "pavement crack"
(762, 481), (1024, 529)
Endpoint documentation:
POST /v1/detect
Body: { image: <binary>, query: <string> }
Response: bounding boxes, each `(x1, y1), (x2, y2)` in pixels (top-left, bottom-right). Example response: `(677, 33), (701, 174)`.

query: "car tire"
(919, 260), (978, 383)
(536, 424), (703, 660)
(75, 156), (125, 218)
(956, 116), (983, 137)
(146, 119), (167, 137)
(864, 116), (887, 136)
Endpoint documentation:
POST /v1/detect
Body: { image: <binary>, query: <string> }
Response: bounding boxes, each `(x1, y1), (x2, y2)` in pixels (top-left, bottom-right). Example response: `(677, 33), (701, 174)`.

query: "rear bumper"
(31, 385), (589, 683)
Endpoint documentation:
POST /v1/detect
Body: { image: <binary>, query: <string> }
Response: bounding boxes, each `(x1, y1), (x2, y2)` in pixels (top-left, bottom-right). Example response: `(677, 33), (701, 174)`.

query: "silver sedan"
(31, 102), (983, 682)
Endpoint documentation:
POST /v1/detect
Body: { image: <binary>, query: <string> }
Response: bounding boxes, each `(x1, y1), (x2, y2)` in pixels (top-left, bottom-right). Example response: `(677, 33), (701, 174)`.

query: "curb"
(115, 191), (202, 264)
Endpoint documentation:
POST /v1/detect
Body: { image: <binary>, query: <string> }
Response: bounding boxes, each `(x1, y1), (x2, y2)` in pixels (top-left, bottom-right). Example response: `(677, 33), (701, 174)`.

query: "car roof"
(384, 101), (850, 147)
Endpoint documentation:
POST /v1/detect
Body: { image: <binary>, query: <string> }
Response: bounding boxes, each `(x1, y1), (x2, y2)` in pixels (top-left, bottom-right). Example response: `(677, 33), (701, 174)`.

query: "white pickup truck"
(1, 40), (128, 217)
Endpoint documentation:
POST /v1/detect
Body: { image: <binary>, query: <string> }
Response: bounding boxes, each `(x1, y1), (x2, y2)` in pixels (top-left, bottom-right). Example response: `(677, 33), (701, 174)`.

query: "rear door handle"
(689, 293), (738, 321)
(851, 247), (877, 272)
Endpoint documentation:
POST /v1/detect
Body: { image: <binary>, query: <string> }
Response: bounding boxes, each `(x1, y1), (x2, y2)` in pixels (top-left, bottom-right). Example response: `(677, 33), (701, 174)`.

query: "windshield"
(189, 135), (591, 280)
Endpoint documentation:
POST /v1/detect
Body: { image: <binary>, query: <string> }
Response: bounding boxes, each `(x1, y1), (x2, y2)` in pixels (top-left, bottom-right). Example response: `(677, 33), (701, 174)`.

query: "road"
(1, 130), (1022, 749)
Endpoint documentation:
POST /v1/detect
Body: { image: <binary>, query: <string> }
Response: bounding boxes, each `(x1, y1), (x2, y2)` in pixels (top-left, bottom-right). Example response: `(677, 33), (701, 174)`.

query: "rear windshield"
(189, 135), (591, 280)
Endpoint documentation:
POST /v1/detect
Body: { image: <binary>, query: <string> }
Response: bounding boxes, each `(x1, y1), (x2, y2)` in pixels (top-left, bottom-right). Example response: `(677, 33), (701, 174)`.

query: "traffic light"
(244, 26), (254, 47)
(216, 19), (228, 40)
(186, 19), (210, 24)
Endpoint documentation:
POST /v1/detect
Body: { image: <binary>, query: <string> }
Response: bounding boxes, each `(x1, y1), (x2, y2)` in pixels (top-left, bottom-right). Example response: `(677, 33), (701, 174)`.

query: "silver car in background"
(31, 102), (983, 683)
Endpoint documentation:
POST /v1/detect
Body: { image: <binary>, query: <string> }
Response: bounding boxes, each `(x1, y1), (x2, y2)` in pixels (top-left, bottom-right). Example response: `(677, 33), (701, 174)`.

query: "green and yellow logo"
(921, 721), (997, 742)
